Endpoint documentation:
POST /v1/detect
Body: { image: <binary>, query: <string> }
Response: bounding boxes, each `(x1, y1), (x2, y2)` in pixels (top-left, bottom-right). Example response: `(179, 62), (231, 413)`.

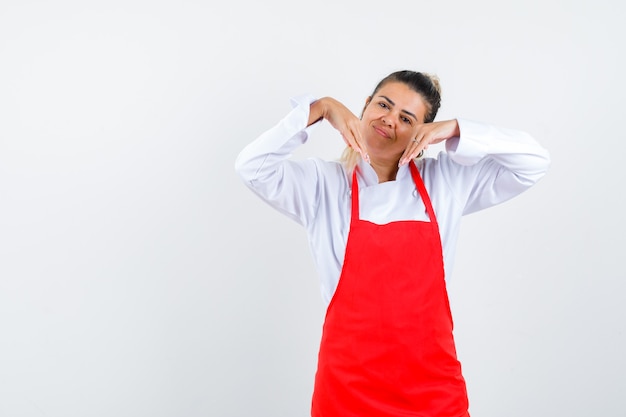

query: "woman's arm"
(437, 118), (551, 214)
(308, 97), (369, 163)
(236, 95), (372, 225)
(234, 95), (325, 226)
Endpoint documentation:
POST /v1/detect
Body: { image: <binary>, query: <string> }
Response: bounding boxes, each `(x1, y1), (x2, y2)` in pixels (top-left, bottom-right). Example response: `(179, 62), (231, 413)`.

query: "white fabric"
(235, 95), (551, 305)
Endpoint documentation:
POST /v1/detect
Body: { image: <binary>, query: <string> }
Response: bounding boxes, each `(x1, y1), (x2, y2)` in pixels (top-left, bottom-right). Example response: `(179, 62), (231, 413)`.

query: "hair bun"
(423, 72), (442, 96)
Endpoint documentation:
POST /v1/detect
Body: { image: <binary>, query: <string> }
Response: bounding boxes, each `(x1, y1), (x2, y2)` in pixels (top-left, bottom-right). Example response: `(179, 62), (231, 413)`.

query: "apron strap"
(351, 168), (360, 221)
(409, 160), (441, 235)
(351, 161), (440, 234)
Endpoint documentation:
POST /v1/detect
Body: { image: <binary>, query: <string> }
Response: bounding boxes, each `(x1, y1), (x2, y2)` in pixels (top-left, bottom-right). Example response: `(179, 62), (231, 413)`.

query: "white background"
(1, 0), (624, 416)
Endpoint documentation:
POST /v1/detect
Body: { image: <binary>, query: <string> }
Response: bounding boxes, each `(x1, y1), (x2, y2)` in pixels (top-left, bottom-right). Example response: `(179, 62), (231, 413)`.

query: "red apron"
(311, 160), (469, 417)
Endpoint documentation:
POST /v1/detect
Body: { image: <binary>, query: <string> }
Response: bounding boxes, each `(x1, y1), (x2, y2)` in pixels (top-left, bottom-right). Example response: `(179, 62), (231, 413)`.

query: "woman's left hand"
(399, 119), (461, 167)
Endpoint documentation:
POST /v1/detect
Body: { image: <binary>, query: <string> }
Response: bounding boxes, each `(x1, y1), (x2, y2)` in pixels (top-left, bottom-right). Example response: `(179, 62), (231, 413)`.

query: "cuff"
(445, 118), (491, 166)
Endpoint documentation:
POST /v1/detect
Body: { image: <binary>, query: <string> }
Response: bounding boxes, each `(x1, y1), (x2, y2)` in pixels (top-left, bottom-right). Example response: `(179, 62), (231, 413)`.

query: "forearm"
(234, 95), (320, 225)
(447, 118), (550, 180)
(442, 119), (551, 214)
(236, 95), (315, 181)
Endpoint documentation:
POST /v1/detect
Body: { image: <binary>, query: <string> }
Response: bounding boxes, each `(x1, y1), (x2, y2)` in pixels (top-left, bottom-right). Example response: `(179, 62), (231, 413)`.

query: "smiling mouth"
(374, 126), (391, 138)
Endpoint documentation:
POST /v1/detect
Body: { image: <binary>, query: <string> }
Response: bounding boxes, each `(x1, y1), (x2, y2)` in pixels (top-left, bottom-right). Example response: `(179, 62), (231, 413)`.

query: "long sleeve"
(439, 118), (551, 215)
(234, 95), (332, 227)
(235, 96), (551, 303)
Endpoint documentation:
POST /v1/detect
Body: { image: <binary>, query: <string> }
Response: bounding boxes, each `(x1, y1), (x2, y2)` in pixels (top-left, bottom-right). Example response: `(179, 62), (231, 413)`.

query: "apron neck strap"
(350, 161), (440, 229)
(351, 167), (360, 219)
(408, 160), (439, 229)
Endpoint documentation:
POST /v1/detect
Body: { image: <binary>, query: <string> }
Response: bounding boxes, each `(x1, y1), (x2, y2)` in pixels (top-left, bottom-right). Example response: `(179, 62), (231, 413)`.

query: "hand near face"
(398, 120), (460, 167)
(309, 97), (370, 163)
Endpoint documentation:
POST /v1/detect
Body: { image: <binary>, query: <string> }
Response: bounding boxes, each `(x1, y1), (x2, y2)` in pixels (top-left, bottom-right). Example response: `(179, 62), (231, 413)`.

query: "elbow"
(234, 151), (256, 186)
(234, 156), (255, 188)
(520, 143), (552, 184)
(234, 151), (279, 192)
(515, 152), (551, 188)
(233, 153), (245, 177)
(535, 147), (552, 180)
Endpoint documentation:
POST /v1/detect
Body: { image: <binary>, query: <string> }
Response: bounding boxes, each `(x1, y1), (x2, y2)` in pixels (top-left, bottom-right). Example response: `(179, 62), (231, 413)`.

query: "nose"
(382, 116), (393, 127)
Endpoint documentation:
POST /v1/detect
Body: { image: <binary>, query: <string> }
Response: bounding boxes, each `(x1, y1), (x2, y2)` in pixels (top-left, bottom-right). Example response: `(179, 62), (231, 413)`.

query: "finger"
(340, 129), (358, 151)
(352, 125), (370, 163)
(414, 135), (428, 156)
(342, 123), (369, 163)
(398, 141), (414, 166)
(400, 134), (429, 166)
(413, 131), (431, 156)
(399, 137), (420, 166)
(339, 131), (351, 147)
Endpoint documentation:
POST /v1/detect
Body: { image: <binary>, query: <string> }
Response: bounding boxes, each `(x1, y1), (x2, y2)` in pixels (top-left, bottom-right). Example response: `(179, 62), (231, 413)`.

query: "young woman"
(235, 70), (550, 417)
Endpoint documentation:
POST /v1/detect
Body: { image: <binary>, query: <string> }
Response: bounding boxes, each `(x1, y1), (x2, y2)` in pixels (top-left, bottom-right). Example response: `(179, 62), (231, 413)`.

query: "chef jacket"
(235, 95), (551, 305)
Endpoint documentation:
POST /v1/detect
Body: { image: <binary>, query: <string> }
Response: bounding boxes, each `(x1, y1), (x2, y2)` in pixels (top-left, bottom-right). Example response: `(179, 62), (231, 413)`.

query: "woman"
(235, 70), (550, 417)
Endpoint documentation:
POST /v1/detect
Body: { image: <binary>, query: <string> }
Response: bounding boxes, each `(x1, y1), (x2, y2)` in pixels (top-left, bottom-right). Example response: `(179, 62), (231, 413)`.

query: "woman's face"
(360, 81), (428, 164)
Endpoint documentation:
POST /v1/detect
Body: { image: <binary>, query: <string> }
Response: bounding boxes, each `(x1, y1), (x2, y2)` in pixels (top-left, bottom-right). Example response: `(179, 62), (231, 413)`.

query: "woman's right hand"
(308, 97), (370, 163)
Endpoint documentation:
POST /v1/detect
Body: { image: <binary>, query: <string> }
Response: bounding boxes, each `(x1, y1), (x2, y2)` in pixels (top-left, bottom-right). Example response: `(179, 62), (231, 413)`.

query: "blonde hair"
(340, 147), (361, 173)
(339, 70), (442, 173)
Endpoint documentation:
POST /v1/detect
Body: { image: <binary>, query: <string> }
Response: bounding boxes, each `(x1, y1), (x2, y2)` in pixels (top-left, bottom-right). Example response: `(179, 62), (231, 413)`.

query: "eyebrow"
(379, 95), (419, 122)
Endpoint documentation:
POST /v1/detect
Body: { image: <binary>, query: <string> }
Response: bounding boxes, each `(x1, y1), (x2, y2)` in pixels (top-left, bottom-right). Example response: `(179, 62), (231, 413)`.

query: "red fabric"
(311, 161), (469, 417)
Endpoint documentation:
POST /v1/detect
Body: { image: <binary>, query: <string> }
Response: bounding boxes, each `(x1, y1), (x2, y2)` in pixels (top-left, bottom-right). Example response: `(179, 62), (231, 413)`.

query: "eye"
(402, 116), (412, 125)
(378, 102), (388, 109)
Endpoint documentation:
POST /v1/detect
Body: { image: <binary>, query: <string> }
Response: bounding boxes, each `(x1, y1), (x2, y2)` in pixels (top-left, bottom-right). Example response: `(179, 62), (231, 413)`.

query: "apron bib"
(311, 160), (469, 417)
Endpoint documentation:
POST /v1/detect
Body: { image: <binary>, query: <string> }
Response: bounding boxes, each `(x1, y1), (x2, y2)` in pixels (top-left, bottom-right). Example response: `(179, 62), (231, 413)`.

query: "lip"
(373, 126), (391, 139)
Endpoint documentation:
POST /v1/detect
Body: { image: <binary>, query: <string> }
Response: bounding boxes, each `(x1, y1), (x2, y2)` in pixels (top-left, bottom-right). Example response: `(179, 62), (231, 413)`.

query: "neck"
(369, 158), (401, 183)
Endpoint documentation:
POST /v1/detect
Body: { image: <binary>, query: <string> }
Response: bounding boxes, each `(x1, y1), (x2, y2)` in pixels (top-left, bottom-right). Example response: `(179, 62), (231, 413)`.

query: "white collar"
(356, 159), (411, 186)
